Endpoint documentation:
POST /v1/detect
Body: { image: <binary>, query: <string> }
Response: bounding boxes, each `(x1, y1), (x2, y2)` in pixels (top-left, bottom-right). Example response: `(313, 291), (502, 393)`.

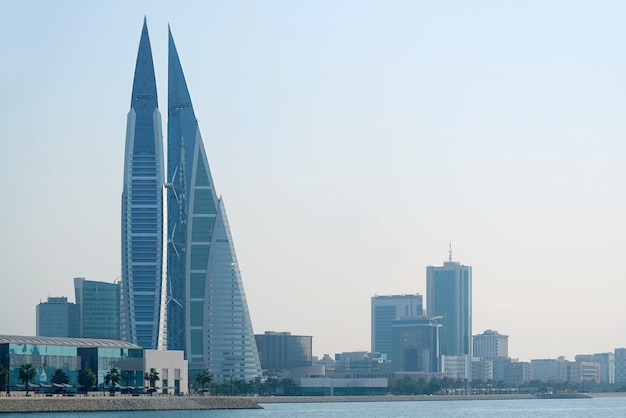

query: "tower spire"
(448, 241), (452, 262)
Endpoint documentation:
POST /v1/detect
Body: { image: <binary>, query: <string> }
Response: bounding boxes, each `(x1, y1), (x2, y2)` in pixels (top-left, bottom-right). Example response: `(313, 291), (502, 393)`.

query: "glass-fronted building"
(74, 278), (120, 340)
(426, 258), (472, 356)
(371, 294), (423, 362)
(166, 27), (261, 381)
(36, 297), (79, 338)
(255, 331), (313, 371)
(0, 335), (143, 391)
(391, 317), (442, 372)
(120, 18), (166, 350)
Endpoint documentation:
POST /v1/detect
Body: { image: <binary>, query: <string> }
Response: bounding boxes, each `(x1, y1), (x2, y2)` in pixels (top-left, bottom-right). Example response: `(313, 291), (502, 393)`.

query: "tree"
(195, 370), (212, 393)
(78, 368), (96, 393)
(51, 369), (69, 385)
(0, 365), (8, 394)
(18, 364), (36, 394)
(104, 367), (121, 393)
(144, 368), (160, 394)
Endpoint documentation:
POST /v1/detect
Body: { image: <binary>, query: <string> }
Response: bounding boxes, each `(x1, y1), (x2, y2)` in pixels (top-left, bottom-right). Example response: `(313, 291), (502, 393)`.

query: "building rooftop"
(0, 335), (141, 349)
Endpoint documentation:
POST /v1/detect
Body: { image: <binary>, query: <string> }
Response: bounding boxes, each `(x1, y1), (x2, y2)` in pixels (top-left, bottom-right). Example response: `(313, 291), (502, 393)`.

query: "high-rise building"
(74, 278), (120, 340)
(255, 331), (313, 371)
(473, 330), (508, 359)
(371, 294), (423, 361)
(615, 348), (626, 384)
(166, 27), (261, 381)
(391, 317), (441, 372)
(36, 297), (79, 338)
(575, 353), (615, 384)
(120, 18), (166, 350)
(426, 252), (472, 356)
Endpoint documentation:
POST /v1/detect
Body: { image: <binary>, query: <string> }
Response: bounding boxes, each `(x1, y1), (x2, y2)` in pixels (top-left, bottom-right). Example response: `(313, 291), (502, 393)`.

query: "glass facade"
(166, 28), (261, 381)
(371, 294), (423, 361)
(36, 297), (79, 338)
(255, 332), (313, 371)
(0, 336), (142, 392)
(391, 317), (442, 372)
(120, 18), (166, 350)
(426, 261), (472, 356)
(74, 278), (120, 340)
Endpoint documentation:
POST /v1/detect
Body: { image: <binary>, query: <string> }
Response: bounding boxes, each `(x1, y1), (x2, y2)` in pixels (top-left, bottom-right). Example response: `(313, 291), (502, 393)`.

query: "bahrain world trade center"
(121, 19), (262, 381)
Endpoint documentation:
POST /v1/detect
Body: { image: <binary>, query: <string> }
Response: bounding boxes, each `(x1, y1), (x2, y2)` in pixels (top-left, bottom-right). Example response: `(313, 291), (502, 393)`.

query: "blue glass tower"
(166, 28), (261, 381)
(120, 18), (166, 350)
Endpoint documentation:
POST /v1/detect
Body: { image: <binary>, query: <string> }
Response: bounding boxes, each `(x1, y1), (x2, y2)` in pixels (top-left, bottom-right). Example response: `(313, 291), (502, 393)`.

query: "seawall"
(0, 396), (262, 413)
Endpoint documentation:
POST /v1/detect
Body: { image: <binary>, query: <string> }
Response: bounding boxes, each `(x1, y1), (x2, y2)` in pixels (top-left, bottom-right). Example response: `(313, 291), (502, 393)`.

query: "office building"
(615, 348), (626, 384)
(255, 331), (312, 371)
(473, 330), (508, 359)
(36, 297), (79, 338)
(442, 354), (472, 380)
(575, 353), (615, 384)
(391, 317), (441, 373)
(371, 294), (423, 361)
(74, 278), (120, 340)
(120, 18), (166, 350)
(426, 252), (472, 356)
(166, 27), (261, 381)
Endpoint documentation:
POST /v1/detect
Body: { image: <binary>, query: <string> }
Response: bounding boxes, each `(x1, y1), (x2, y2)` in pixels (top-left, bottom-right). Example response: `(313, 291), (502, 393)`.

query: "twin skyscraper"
(121, 18), (261, 381)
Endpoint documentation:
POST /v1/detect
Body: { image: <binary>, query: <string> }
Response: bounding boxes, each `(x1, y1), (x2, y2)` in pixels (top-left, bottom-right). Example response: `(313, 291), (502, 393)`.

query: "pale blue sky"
(2, 0), (626, 361)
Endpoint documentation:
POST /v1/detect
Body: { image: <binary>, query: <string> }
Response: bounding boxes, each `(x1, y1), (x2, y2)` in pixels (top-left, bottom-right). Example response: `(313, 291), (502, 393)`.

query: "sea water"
(11, 396), (626, 418)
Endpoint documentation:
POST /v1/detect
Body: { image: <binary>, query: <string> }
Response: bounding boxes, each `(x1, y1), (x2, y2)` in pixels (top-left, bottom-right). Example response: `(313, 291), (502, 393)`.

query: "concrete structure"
(442, 354), (472, 380)
(165, 27), (261, 381)
(471, 358), (493, 382)
(74, 278), (120, 340)
(144, 349), (188, 395)
(504, 361), (532, 384)
(255, 331), (312, 372)
(296, 377), (388, 396)
(575, 353), (615, 384)
(472, 330), (508, 359)
(371, 294), (423, 361)
(426, 253), (472, 356)
(36, 297), (79, 338)
(120, 18), (166, 351)
(391, 317), (441, 373)
(531, 358), (557, 382)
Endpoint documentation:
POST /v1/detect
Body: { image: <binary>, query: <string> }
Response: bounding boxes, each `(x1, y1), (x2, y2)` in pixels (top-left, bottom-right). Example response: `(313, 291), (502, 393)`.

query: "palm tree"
(104, 367), (121, 394)
(78, 368), (96, 393)
(144, 368), (160, 394)
(18, 364), (36, 394)
(51, 369), (69, 385)
(195, 370), (212, 394)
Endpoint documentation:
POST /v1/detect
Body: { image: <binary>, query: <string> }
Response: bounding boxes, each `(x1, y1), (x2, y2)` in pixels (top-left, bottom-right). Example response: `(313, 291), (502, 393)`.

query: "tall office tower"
(74, 278), (120, 340)
(371, 294), (423, 361)
(615, 348), (626, 384)
(473, 330), (509, 359)
(120, 19), (166, 350)
(391, 317), (441, 372)
(36, 297), (79, 338)
(166, 28), (261, 381)
(255, 331), (313, 371)
(426, 251), (472, 356)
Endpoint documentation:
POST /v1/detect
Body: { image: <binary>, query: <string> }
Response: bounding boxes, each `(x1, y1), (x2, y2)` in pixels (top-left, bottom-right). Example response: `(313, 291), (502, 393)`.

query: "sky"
(1, 0), (626, 362)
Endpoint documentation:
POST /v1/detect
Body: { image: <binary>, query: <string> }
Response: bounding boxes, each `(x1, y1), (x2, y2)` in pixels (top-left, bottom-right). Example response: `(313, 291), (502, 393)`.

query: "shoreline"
(0, 392), (624, 413)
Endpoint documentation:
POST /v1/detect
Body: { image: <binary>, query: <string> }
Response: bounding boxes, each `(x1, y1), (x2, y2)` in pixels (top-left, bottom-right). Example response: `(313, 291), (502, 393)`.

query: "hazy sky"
(2, 1), (626, 362)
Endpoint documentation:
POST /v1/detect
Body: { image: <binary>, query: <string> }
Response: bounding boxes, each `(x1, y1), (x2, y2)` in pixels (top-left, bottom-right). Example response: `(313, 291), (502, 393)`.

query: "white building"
(442, 354), (472, 380)
(472, 330), (508, 359)
(144, 350), (188, 395)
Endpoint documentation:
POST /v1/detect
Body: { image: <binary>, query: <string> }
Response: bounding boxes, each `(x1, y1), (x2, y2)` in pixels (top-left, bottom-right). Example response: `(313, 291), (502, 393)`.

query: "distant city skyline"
(2, 2), (626, 361)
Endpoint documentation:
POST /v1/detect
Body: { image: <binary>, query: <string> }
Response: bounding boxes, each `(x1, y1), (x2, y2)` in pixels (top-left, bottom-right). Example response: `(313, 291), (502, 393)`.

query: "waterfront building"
(531, 358), (558, 382)
(74, 278), (120, 340)
(504, 361), (532, 384)
(426, 252), (472, 356)
(391, 317), (441, 373)
(371, 294), (423, 361)
(615, 348), (626, 384)
(144, 349), (188, 395)
(36, 297), (79, 338)
(575, 353), (615, 384)
(120, 18), (166, 350)
(296, 377), (388, 396)
(441, 354), (472, 380)
(0, 335), (143, 391)
(472, 330), (508, 359)
(471, 358), (493, 382)
(255, 331), (312, 371)
(166, 28), (261, 381)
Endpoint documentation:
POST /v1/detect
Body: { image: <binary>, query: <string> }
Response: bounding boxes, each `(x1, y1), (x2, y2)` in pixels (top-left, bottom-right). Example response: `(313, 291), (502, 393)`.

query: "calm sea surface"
(12, 397), (626, 418)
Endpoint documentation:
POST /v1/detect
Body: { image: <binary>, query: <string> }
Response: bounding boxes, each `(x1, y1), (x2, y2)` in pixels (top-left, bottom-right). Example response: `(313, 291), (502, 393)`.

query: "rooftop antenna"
(448, 241), (453, 262)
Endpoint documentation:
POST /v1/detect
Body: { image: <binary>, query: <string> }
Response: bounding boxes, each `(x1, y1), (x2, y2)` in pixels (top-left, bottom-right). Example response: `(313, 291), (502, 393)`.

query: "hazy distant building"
(531, 358), (558, 382)
(471, 358), (493, 382)
(442, 354), (472, 380)
(371, 294), (423, 361)
(504, 361), (532, 384)
(255, 331), (312, 371)
(426, 252), (472, 356)
(473, 330), (508, 359)
(575, 353), (614, 384)
(74, 278), (120, 340)
(36, 297), (79, 338)
(391, 317), (441, 373)
(615, 348), (626, 384)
